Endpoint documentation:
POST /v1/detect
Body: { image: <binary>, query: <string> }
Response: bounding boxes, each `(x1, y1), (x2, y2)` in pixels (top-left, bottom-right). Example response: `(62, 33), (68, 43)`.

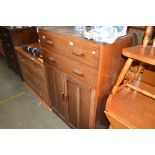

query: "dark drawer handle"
(72, 69), (83, 76)
(45, 40), (53, 45)
(62, 92), (68, 101)
(72, 51), (84, 57)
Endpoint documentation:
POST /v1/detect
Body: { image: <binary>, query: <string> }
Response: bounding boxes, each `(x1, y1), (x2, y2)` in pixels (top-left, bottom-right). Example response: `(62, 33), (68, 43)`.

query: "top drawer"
(39, 29), (100, 69)
(17, 52), (45, 82)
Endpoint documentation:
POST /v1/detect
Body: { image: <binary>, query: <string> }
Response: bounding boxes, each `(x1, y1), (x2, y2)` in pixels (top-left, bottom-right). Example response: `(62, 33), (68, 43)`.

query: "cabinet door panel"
(45, 63), (68, 121)
(66, 77), (96, 128)
(79, 88), (93, 128)
(67, 80), (79, 128)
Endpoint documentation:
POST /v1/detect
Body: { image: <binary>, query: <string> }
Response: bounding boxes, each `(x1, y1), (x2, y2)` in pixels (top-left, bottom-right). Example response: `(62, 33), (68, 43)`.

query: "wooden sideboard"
(15, 43), (51, 110)
(0, 26), (39, 78)
(39, 27), (133, 128)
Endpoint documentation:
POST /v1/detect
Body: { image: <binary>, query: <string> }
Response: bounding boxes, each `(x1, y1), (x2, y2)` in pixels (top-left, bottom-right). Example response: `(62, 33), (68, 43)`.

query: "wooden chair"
(104, 26), (155, 129)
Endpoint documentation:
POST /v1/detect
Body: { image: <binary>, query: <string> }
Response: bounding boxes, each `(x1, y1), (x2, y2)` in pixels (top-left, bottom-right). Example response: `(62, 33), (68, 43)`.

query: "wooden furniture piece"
(0, 26), (38, 78)
(39, 26), (133, 128)
(15, 43), (51, 110)
(105, 26), (155, 129)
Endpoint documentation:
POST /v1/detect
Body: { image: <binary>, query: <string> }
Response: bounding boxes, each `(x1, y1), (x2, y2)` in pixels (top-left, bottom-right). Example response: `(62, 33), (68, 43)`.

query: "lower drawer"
(25, 71), (48, 94)
(24, 74), (49, 104)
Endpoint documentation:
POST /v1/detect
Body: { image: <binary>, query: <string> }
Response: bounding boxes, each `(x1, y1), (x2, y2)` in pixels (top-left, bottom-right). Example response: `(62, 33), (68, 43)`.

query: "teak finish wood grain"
(39, 27), (133, 128)
(15, 44), (51, 110)
(40, 30), (100, 68)
(105, 82), (155, 128)
(122, 45), (155, 66)
(42, 47), (98, 87)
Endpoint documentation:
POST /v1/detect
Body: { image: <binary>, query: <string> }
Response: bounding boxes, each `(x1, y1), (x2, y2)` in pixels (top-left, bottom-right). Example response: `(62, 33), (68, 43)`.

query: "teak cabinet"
(15, 44), (51, 110)
(39, 27), (133, 128)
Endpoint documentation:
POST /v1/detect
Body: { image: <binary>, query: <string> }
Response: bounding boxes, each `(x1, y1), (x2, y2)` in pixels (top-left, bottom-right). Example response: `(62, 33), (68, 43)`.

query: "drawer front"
(16, 51), (49, 104)
(43, 48), (97, 87)
(30, 80), (49, 103)
(17, 52), (45, 82)
(23, 72), (31, 86)
(17, 53), (30, 72)
(26, 70), (48, 95)
(27, 76), (49, 103)
(28, 60), (45, 82)
(24, 72), (49, 103)
(39, 30), (100, 68)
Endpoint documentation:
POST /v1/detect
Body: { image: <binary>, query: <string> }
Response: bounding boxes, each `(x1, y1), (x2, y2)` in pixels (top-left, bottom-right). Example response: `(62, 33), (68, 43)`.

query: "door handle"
(62, 92), (68, 102)
(72, 69), (83, 76)
(62, 92), (65, 101)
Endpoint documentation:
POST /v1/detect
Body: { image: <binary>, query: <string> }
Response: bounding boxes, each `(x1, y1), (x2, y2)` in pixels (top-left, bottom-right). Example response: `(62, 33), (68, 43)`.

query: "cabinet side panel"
(96, 35), (133, 127)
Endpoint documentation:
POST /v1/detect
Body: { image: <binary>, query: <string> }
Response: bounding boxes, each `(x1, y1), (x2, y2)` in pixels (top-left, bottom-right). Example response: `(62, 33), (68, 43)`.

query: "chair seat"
(122, 45), (155, 65)
(105, 82), (155, 128)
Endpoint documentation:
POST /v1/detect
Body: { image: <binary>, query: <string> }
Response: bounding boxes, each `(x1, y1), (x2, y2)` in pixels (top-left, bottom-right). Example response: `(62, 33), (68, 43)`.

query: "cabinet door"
(65, 77), (96, 129)
(44, 63), (68, 121)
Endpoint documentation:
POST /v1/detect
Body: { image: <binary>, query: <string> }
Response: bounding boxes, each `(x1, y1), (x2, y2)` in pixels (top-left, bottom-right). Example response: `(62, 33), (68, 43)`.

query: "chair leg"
(112, 58), (133, 95)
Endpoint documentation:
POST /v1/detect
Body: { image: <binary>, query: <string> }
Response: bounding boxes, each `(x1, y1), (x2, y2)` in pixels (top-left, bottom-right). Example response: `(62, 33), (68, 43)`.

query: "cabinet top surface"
(40, 26), (106, 45)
